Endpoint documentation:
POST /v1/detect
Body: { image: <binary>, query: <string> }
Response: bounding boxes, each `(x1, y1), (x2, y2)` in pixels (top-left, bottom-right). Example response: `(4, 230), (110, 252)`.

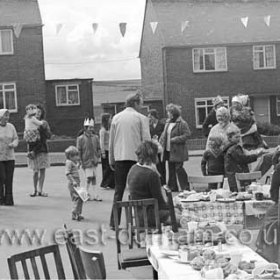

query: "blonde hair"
(226, 124), (240, 140)
(65, 146), (79, 160)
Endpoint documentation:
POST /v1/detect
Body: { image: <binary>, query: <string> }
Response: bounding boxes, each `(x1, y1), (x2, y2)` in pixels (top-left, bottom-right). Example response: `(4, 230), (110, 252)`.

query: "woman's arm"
(270, 164), (280, 202)
(201, 152), (208, 176)
(99, 128), (105, 154)
(31, 116), (43, 127)
(9, 124), (19, 148)
(40, 120), (52, 140)
(171, 121), (191, 144)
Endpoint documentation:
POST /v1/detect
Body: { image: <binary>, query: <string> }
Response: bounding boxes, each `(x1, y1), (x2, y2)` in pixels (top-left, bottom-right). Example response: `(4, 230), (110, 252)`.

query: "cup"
(209, 192), (217, 202)
(255, 192), (264, 201)
(179, 246), (189, 262)
(188, 221), (198, 232)
(230, 251), (242, 266)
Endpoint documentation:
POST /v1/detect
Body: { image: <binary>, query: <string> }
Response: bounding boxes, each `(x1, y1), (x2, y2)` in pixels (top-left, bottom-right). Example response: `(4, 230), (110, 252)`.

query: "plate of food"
(180, 198), (200, 203)
(216, 198), (236, 203)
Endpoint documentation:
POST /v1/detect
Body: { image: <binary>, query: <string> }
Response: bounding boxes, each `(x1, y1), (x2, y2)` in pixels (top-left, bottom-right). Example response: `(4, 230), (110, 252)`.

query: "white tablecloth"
(147, 239), (268, 280)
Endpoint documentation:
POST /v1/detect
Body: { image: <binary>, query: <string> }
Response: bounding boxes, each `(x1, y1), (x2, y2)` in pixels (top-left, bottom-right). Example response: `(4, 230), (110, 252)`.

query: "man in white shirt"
(109, 92), (151, 229)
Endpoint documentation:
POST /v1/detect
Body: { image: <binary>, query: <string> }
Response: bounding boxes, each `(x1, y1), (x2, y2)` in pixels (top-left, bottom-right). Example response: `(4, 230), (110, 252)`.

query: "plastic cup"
(188, 221), (198, 232)
(230, 251), (242, 266)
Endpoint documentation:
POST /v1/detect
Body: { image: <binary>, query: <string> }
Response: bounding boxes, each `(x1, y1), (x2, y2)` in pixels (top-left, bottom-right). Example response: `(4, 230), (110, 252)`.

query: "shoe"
(30, 191), (38, 197)
(72, 214), (80, 221)
(38, 192), (48, 197)
(110, 226), (115, 231)
(78, 215), (84, 221)
(94, 196), (102, 201)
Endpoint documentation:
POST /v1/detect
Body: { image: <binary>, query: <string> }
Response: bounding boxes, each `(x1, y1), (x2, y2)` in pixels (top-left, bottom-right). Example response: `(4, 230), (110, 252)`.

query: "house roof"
(0, 0), (42, 26)
(92, 79), (141, 105)
(140, 0), (280, 54)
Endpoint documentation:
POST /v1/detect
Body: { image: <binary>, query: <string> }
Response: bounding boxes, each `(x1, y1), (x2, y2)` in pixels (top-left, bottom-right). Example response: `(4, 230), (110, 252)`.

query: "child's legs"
(84, 167), (100, 198)
(68, 184), (82, 215)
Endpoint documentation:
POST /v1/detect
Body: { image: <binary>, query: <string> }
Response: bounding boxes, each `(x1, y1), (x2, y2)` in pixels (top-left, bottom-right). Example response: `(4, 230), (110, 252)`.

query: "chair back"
(164, 186), (178, 233)
(79, 247), (106, 279)
(7, 244), (66, 280)
(235, 171), (262, 192)
(188, 175), (224, 191)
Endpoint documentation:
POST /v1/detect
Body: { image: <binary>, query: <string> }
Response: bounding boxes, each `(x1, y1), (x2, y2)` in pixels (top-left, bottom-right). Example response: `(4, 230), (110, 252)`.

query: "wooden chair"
(113, 198), (161, 271)
(188, 175), (224, 191)
(163, 185), (178, 233)
(7, 244), (66, 279)
(79, 247), (106, 279)
(235, 171), (262, 192)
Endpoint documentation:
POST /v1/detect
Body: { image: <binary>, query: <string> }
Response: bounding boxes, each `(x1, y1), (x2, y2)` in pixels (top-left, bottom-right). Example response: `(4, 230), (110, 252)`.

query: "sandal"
(38, 192), (48, 197)
(30, 191), (38, 197)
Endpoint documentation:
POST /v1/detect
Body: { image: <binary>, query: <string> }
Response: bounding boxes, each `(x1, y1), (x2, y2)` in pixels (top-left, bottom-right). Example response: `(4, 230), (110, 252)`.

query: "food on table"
(203, 249), (216, 260)
(235, 192), (253, 201)
(191, 256), (205, 270)
(238, 260), (255, 273)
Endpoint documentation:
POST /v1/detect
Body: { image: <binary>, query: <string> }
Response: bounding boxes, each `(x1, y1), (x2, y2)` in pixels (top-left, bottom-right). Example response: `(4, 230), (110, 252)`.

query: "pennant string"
(119, 22), (127, 37)
(241, 17), (248, 28)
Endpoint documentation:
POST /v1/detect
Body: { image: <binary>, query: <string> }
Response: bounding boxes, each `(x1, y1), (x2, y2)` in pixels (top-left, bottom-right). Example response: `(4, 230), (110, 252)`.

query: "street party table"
(147, 238), (268, 280)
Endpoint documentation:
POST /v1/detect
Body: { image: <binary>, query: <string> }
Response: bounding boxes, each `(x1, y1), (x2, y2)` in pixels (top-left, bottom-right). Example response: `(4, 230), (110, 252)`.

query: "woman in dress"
(0, 109), (18, 205)
(100, 113), (115, 189)
(29, 105), (51, 197)
(160, 103), (191, 191)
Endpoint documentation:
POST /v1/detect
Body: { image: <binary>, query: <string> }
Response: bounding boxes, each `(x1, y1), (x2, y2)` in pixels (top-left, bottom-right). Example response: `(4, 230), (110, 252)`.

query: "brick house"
(92, 79), (164, 124)
(46, 78), (94, 137)
(0, 0), (46, 133)
(140, 0), (280, 137)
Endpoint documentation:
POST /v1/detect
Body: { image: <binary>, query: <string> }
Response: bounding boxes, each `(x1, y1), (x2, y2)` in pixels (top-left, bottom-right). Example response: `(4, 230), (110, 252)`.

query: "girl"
(100, 113), (115, 189)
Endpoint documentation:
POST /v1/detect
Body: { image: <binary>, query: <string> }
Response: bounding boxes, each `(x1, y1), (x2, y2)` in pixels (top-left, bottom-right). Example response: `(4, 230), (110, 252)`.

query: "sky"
(38, 0), (145, 81)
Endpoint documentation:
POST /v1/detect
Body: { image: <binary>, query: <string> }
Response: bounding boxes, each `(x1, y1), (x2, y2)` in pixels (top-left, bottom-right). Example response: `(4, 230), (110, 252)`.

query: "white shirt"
(166, 123), (175, 152)
(0, 123), (18, 161)
(25, 116), (43, 131)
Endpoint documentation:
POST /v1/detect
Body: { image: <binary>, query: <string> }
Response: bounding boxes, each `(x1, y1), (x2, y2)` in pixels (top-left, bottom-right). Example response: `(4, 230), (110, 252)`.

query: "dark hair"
(166, 103), (181, 120)
(135, 141), (158, 165)
(101, 113), (111, 131)
(148, 109), (159, 120)
(36, 104), (46, 120)
(126, 92), (143, 108)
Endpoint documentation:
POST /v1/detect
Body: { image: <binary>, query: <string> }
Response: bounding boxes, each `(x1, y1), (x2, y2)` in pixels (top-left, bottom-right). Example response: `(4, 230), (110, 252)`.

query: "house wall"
(0, 26), (46, 133)
(163, 43), (280, 137)
(140, 0), (165, 103)
(46, 79), (94, 137)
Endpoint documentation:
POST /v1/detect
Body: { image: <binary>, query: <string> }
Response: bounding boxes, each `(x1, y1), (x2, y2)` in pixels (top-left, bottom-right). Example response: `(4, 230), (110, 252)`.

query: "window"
(253, 45), (276, 69)
(55, 84), (80, 106)
(195, 97), (229, 128)
(0, 30), (13, 55)
(193, 47), (227, 72)
(276, 97), (280, 116)
(0, 83), (17, 112)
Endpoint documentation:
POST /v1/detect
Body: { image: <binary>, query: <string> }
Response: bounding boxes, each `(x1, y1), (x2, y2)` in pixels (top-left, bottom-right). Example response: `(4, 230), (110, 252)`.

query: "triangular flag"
(119, 22), (127, 37)
(92, 23), (98, 34)
(264, 15), (271, 27)
(241, 17), (248, 28)
(56, 23), (63, 35)
(12, 23), (23, 38)
(150, 22), (158, 34)
(181, 21), (189, 33)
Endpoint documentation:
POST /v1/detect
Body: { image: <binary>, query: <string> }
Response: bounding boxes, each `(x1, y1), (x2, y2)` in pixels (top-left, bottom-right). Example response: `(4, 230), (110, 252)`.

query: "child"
(77, 118), (101, 201)
(224, 125), (265, 192)
(201, 136), (224, 189)
(23, 104), (43, 159)
(65, 146), (84, 221)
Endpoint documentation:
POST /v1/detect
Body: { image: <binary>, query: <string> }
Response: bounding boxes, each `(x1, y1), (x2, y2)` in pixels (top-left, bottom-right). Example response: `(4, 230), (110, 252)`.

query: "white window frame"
(253, 45), (276, 70)
(276, 96), (280, 116)
(192, 47), (227, 73)
(195, 96), (229, 128)
(55, 84), (80, 106)
(0, 82), (18, 112)
(0, 29), (14, 55)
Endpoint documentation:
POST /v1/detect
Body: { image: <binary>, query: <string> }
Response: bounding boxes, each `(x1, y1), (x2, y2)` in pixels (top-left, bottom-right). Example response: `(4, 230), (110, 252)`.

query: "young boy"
(77, 118), (101, 201)
(201, 136), (224, 189)
(224, 125), (265, 192)
(65, 146), (84, 221)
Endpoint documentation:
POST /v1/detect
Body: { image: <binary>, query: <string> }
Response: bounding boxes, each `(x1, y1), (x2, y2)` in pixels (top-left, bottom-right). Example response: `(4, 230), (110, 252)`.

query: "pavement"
(0, 155), (205, 279)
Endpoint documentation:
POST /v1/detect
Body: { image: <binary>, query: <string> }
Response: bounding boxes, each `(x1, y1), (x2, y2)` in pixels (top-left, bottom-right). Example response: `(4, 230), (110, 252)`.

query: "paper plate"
(168, 255), (189, 264)
(216, 198), (236, 203)
(180, 199), (200, 203)
(160, 250), (179, 257)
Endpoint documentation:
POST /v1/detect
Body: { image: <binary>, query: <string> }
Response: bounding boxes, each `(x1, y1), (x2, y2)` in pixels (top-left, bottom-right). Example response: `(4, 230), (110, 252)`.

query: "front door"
(253, 97), (270, 123)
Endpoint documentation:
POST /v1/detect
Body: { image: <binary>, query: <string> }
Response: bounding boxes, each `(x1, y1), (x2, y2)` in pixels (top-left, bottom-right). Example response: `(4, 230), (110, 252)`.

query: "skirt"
(28, 152), (50, 171)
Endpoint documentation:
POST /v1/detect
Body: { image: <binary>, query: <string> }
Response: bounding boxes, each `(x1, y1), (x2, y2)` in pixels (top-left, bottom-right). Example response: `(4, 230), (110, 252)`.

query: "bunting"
(56, 23), (63, 35)
(150, 22), (158, 34)
(12, 23), (23, 38)
(92, 23), (98, 34)
(241, 17), (248, 28)
(264, 15), (271, 27)
(181, 21), (189, 33)
(119, 22), (127, 37)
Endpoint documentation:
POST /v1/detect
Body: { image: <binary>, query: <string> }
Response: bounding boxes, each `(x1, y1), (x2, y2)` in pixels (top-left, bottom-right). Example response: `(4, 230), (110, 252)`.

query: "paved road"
(0, 157), (203, 279)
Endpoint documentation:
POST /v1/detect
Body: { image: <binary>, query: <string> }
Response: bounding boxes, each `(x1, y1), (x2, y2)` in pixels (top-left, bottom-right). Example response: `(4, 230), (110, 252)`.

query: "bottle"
(223, 178), (230, 191)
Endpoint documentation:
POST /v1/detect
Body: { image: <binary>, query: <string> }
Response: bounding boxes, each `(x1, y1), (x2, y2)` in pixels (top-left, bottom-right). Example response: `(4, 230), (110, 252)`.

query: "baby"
(23, 104), (43, 159)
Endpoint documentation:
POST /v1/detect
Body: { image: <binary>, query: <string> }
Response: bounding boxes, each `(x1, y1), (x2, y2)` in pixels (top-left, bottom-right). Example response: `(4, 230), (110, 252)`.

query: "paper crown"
(232, 94), (248, 106)
(212, 95), (224, 107)
(83, 118), (94, 127)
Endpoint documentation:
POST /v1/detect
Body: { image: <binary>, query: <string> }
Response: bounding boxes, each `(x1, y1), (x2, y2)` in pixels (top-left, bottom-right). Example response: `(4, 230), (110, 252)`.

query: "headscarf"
(0, 109), (8, 119)
(232, 94), (249, 106)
